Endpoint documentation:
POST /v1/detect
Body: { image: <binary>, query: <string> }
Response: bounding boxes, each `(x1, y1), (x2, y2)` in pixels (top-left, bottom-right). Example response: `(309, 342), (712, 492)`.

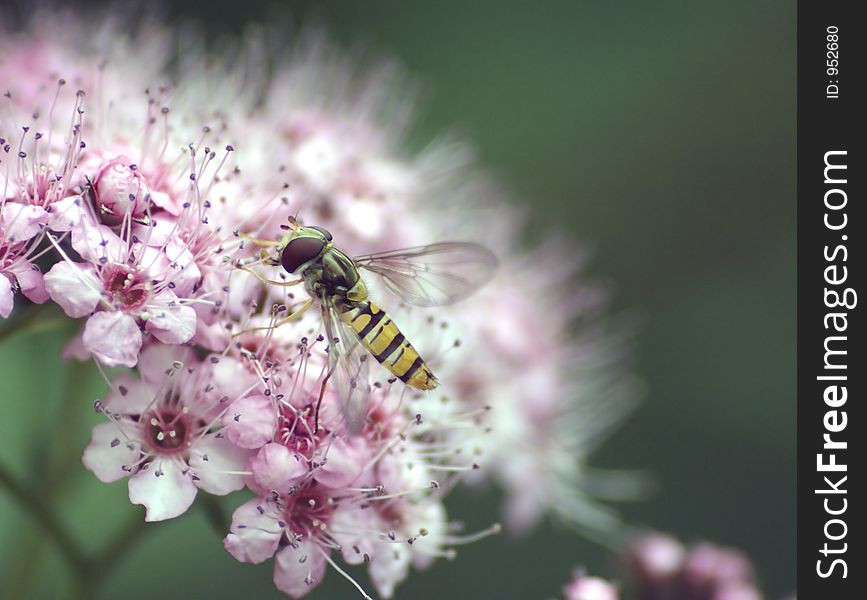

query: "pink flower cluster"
(562, 533), (791, 600)
(625, 534), (764, 600)
(1, 12), (634, 599)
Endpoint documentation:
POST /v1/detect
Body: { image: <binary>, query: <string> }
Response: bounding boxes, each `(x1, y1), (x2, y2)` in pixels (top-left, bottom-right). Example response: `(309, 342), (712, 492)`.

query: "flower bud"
(93, 155), (150, 224)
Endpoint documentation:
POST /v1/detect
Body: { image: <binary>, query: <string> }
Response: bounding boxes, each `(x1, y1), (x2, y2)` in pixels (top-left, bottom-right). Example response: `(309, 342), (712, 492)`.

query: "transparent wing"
(321, 296), (370, 434)
(354, 242), (498, 307)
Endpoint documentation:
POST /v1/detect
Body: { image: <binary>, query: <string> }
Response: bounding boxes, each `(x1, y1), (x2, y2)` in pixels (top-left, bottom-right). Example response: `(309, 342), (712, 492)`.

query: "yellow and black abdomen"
(340, 300), (438, 390)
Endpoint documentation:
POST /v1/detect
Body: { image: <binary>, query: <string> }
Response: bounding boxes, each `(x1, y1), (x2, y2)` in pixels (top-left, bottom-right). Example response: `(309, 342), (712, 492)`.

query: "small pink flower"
(43, 223), (198, 366)
(82, 355), (252, 521)
(224, 484), (335, 597)
(245, 395), (366, 495)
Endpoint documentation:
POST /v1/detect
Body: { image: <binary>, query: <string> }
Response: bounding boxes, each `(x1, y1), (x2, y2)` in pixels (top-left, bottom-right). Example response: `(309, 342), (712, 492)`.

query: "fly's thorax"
(299, 246), (367, 302)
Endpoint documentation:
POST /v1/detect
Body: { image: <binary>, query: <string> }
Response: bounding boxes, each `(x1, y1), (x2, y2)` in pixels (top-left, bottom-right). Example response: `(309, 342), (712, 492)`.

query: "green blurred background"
(0, 1), (795, 598)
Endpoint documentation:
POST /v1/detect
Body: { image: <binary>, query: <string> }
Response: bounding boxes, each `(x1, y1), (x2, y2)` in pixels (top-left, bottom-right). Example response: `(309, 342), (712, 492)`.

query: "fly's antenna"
(282, 213), (300, 231)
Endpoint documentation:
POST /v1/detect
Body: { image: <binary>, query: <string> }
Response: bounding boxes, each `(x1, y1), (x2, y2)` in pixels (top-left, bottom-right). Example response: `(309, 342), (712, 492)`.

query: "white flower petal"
(136, 343), (197, 385)
(188, 436), (250, 495)
(82, 311), (142, 367)
(146, 291), (196, 344)
(223, 497), (282, 564)
(221, 394), (277, 450)
(132, 218), (175, 248)
(43, 261), (101, 318)
(128, 457), (197, 522)
(47, 195), (93, 232)
(164, 237), (202, 296)
(8, 262), (48, 304)
(71, 223), (126, 264)
(370, 541), (411, 599)
(0, 203), (47, 242)
(331, 505), (379, 566)
(82, 422), (142, 483)
(273, 541), (327, 599)
(104, 374), (157, 415)
(0, 275), (13, 318)
(314, 437), (364, 488)
(250, 443), (307, 494)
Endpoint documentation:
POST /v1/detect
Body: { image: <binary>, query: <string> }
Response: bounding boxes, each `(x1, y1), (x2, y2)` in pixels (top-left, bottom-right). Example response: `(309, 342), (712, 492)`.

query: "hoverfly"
(240, 218), (497, 433)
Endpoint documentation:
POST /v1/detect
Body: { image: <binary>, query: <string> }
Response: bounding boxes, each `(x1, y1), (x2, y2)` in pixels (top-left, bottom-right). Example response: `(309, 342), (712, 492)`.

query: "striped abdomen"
(339, 300), (438, 390)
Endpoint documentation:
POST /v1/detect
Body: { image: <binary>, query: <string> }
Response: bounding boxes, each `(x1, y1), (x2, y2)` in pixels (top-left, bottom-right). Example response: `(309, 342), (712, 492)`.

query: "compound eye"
(280, 237), (325, 273)
(308, 226), (333, 241)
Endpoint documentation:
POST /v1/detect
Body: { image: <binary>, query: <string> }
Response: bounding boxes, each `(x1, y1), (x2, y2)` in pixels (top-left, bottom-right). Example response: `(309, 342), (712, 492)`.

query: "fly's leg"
(239, 233), (281, 247)
(231, 298), (314, 337)
(314, 365), (335, 434)
(233, 233), (287, 269)
(236, 265), (303, 287)
(314, 291), (336, 434)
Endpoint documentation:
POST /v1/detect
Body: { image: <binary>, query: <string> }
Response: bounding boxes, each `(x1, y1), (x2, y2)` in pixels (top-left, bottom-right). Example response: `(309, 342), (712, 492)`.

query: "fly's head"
(275, 219), (334, 275)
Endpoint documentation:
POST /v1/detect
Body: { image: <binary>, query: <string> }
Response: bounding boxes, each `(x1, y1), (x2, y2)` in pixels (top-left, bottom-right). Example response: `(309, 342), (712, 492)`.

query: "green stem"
(46, 361), (96, 486)
(200, 493), (230, 538)
(93, 513), (152, 574)
(0, 304), (43, 344)
(1, 532), (47, 599)
(0, 304), (69, 345)
(0, 462), (89, 576)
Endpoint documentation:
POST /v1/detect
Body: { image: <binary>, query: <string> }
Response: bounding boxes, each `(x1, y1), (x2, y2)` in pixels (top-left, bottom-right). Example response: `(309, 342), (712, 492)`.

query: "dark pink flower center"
(103, 266), (149, 310)
(284, 484), (333, 535)
(144, 410), (189, 453)
(276, 404), (322, 457)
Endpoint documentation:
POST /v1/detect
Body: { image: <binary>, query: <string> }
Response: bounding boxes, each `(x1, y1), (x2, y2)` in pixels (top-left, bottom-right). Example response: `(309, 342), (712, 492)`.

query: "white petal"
(314, 437), (364, 488)
(82, 422), (142, 483)
(8, 262), (48, 304)
(188, 435), (250, 495)
(47, 195), (93, 231)
(103, 374), (157, 415)
(146, 291), (197, 344)
(370, 541), (411, 599)
(404, 500), (447, 571)
(223, 497), (282, 564)
(71, 223), (126, 264)
(250, 443), (307, 494)
(128, 457), (197, 522)
(221, 394), (277, 450)
(133, 243), (171, 282)
(137, 343), (197, 385)
(164, 237), (202, 296)
(192, 355), (260, 409)
(0, 275), (13, 318)
(132, 218), (175, 248)
(331, 505), (379, 566)
(0, 203), (48, 241)
(43, 261), (101, 318)
(82, 311), (143, 367)
(273, 541), (327, 598)
(149, 189), (181, 215)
